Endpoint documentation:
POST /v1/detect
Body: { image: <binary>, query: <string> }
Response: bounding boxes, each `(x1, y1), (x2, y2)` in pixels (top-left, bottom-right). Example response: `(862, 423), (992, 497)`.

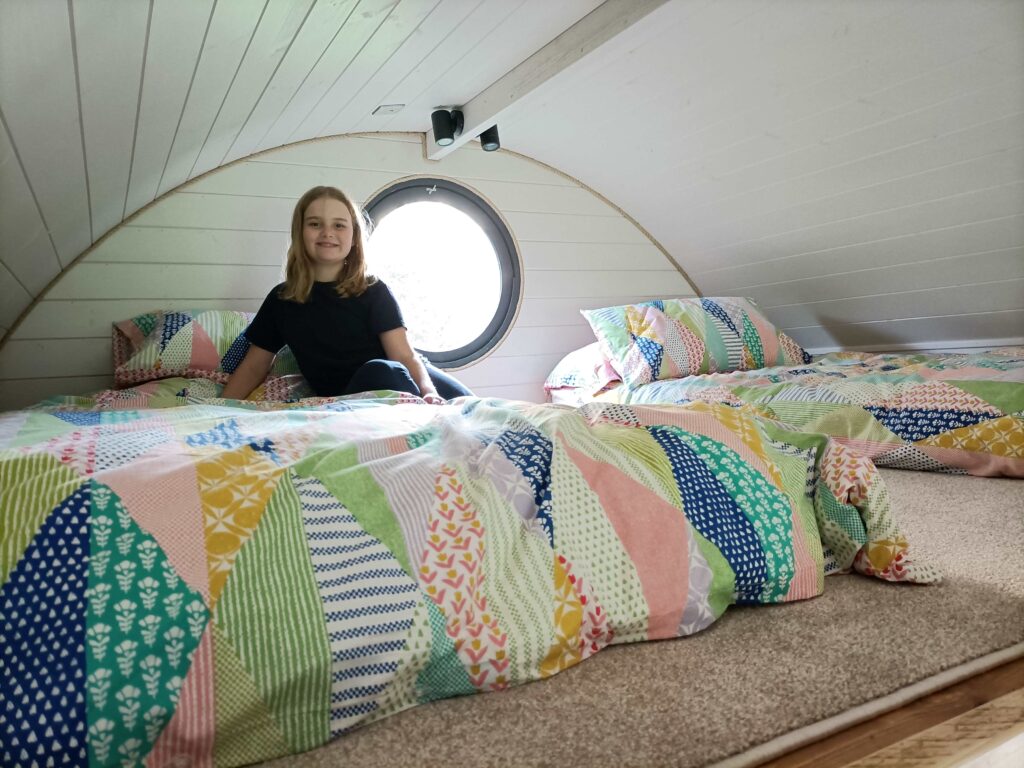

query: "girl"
(222, 185), (473, 402)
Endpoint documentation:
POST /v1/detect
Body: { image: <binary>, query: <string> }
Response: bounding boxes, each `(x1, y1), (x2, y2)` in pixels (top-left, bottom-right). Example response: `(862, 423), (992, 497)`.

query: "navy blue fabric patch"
(220, 333), (251, 374)
(0, 485), (91, 768)
(495, 421), (555, 544)
(633, 334), (664, 378)
(701, 299), (739, 336)
(159, 312), (192, 351)
(862, 407), (991, 442)
(648, 426), (766, 604)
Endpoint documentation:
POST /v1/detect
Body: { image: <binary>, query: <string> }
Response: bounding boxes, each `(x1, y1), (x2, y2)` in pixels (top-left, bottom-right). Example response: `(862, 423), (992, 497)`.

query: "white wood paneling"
(700, 180), (1024, 269)
(521, 243), (670, 271)
(0, 338), (111, 379)
(73, 0), (150, 238)
(47, 263), (282, 301)
(255, 0), (399, 151)
(697, 214), (1024, 292)
(789, 310), (1024, 353)
(224, 0), (362, 163)
(88, 227), (289, 266)
(132, 193), (294, 231)
(506, 0), (1024, 354)
(371, 0), (606, 133)
(0, 0), (91, 264)
(191, 0), (316, 178)
(15, 299), (264, 341)
(0, 263), (32, 333)
(351, 0), (523, 133)
(0, 134), (691, 409)
(0, 121), (61, 297)
(125, 0), (215, 216)
(427, 0), (671, 159)
(319, 0), (480, 137)
(733, 248), (1024, 309)
(292, 1), (440, 139)
(514, 294), (667, 329)
(766, 279), (1024, 330)
(158, 1), (265, 196)
(522, 269), (689, 299)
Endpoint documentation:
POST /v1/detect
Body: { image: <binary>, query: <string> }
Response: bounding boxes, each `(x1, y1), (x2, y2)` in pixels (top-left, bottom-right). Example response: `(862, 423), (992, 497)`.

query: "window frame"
(364, 177), (521, 368)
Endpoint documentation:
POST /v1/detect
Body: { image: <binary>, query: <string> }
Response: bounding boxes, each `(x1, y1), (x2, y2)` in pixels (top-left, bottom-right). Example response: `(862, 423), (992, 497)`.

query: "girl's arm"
(380, 328), (444, 404)
(221, 345), (276, 400)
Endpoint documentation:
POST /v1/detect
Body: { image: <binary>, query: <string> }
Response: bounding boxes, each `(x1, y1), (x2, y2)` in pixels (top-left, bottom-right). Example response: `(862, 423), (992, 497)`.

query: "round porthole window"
(364, 178), (520, 368)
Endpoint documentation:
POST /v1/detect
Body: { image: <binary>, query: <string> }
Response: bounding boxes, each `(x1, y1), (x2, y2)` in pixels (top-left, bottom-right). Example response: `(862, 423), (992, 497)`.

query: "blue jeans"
(342, 359), (473, 399)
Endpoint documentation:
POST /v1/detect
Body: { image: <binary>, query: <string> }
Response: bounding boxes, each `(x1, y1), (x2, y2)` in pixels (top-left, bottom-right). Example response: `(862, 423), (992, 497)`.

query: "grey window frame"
(365, 177), (521, 368)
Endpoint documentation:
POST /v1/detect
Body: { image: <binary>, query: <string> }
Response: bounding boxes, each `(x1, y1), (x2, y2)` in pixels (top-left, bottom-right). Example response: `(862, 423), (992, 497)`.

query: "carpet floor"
(263, 469), (1024, 768)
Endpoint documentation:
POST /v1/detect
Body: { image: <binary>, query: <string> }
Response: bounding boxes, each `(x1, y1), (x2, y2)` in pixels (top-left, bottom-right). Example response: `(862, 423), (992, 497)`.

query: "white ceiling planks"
(500, 0), (1024, 347)
(223, 0), (362, 164)
(125, 0), (215, 216)
(0, 117), (61, 300)
(157, 0), (267, 197)
(73, 0), (150, 240)
(425, 0), (666, 159)
(351, 0), (523, 133)
(190, 0), (317, 179)
(318, 0), (483, 137)
(0, 262), (32, 335)
(255, 0), (399, 152)
(0, 0), (91, 267)
(288, 0), (439, 141)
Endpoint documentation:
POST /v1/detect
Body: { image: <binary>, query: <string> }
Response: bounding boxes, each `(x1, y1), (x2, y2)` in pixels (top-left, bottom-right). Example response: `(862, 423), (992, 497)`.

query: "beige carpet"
(263, 470), (1024, 768)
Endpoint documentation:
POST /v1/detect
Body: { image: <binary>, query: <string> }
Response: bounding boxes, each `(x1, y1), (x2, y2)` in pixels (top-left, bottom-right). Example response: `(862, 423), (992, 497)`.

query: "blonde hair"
(280, 185), (374, 302)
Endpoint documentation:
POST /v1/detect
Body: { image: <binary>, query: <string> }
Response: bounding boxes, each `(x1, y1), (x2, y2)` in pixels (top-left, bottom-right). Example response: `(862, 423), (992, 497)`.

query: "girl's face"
(302, 196), (354, 278)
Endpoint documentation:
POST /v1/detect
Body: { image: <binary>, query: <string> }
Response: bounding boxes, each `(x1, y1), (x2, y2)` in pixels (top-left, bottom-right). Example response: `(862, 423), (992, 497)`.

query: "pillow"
(112, 309), (308, 396)
(581, 297), (810, 389)
(544, 342), (621, 396)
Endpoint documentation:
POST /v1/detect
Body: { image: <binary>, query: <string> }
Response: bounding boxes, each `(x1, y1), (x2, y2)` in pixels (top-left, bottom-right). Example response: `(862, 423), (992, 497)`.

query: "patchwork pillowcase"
(581, 297), (811, 389)
(112, 309), (311, 399)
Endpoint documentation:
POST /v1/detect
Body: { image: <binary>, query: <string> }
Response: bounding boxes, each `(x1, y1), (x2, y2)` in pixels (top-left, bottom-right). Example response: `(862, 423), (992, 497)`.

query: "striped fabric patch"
(214, 472), (330, 753)
(293, 474), (418, 736)
(648, 426), (768, 605)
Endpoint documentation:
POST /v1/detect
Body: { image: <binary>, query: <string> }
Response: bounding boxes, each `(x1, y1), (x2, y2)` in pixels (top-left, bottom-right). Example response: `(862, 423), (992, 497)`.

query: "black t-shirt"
(245, 279), (405, 396)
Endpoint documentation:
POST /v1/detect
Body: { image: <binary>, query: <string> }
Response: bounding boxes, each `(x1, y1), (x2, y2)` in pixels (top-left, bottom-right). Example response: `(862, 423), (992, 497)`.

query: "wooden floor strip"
(846, 688), (1024, 768)
(758, 657), (1024, 767)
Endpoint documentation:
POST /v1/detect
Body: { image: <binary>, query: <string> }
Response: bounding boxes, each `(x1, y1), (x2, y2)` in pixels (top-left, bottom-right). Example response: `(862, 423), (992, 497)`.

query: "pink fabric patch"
(189, 322), (221, 373)
(146, 624), (215, 768)
(96, 444), (211, 601)
(559, 434), (689, 640)
(744, 303), (780, 364)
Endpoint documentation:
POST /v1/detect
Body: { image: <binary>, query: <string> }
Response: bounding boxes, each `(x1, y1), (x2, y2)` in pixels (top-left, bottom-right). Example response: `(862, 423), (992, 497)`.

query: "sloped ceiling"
(2, 0), (1022, 351)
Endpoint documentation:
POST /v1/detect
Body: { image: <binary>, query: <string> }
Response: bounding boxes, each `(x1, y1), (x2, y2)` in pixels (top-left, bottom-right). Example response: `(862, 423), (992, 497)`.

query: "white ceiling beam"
(424, 0), (671, 160)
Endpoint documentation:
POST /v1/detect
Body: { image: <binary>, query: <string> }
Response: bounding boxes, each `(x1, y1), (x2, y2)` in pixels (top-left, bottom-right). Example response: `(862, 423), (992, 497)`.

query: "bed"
(547, 298), (1024, 479)
(0, 306), (960, 768)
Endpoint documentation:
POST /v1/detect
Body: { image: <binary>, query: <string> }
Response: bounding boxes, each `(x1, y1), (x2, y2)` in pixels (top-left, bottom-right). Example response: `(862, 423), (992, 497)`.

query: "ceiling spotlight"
(431, 108), (464, 146)
(479, 124), (500, 152)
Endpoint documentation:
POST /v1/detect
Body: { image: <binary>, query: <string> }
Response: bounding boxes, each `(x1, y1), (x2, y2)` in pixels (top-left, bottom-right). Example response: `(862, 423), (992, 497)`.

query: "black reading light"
(479, 124), (500, 152)
(431, 108), (464, 146)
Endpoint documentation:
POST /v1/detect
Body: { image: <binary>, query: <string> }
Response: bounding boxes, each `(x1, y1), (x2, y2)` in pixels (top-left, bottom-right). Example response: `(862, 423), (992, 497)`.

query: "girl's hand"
(422, 391), (446, 405)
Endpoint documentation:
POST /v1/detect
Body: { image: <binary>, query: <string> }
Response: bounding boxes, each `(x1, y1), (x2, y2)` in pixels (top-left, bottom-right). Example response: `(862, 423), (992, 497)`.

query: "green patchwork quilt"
(0, 390), (936, 766)
(589, 349), (1024, 477)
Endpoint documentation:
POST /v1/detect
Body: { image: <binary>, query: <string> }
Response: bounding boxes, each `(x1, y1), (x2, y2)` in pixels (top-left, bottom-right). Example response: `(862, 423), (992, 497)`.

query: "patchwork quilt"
(565, 349), (1024, 477)
(0, 388), (936, 767)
